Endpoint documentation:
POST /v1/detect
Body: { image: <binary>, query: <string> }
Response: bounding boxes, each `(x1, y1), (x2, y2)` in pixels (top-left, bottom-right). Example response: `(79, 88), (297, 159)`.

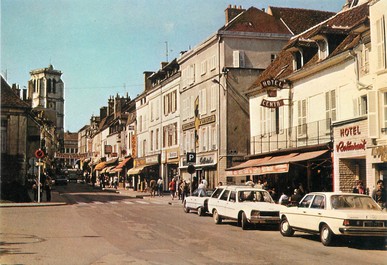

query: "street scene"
(1, 182), (386, 265)
(1, 0), (387, 264)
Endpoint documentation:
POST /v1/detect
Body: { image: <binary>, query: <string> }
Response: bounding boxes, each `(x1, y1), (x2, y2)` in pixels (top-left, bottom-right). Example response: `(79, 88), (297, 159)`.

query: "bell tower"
(28, 64), (65, 140)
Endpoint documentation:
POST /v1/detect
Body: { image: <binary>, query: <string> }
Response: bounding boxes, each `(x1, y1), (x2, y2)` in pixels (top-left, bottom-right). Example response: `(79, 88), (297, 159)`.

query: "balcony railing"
(250, 119), (332, 155)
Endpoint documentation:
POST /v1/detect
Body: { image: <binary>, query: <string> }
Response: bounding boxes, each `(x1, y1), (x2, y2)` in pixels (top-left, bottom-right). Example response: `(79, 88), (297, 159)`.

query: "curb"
(0, 202), (67, 207)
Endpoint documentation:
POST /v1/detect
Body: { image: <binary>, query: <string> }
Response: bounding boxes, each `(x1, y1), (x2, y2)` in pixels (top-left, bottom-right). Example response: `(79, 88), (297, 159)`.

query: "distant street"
(1, 183), (386, 265)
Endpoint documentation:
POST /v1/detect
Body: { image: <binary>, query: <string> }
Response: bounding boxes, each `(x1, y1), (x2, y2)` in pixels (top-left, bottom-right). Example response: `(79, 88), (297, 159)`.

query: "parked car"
(279, 192), (387, 246)
(207, 186), (283, 230)
(54, 175), (68, 185)
(183, 189), (213, 216)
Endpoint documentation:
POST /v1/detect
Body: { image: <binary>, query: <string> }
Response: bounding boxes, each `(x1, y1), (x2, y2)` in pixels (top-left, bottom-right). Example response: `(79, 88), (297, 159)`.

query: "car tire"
(183, 201), (190, 213)
(320, 224), (334, 246)
(213, 209), (222, 224)
(241, 212), (249, 230)
(280, 217), (295, 237)
(198, 207), (204, 216)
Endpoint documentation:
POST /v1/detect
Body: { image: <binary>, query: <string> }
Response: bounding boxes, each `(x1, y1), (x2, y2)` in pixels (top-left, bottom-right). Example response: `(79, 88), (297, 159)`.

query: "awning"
(105, 157), (118, 166)
(226, 150), (329, 176)
(102, 166), (115, 174)
(127, 165), (147, 175)
(95, 162), (106, 171)
(114, 157), (133, 172)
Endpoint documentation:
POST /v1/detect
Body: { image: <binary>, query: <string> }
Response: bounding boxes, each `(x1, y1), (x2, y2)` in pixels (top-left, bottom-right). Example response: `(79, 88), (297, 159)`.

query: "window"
(384, 92), (387, 130)
(376, 16), (386, 70)
(359, 43), (370, 76)
(359, 95), (368, 116)
(317, 38), (328, 60)
(211, 126), (217, 150)
(325, 90), (336, 130)
(138, 116), (142, 132)
(233, 50), (245, 68)
(209, 55), (217, 71)
(142, 140), (146, 157)
(220, 190), (230, 201)
(271, 54), (277, 62)
(201, 60), (207, 75)
(229, 191), (236, 202)
(150, 130), (154, 151)
(311, 195), (325, 209)
(172, 91), (177, 113)
(293, 50), (303, 70)
(210, 84), (217, 111)
(188, 64), (195, 85)
(298, 99), (307, 136)
(299, 195), (313, 208)
(200, 88), (207, 115)
(211, 188), (224, 198)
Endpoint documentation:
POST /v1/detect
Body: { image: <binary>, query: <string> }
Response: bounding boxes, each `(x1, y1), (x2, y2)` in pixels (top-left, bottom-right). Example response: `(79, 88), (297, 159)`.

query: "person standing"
(169, 178), (176, 200)
(353, 180), (365, 194)
(44, 174), (52, 202)
(372, 180), (386, 209)
(157, 177), (163, 196)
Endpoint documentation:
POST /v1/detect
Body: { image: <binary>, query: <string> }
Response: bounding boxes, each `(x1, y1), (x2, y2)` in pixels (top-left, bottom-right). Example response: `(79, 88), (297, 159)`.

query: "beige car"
(279, 192), (387, 246)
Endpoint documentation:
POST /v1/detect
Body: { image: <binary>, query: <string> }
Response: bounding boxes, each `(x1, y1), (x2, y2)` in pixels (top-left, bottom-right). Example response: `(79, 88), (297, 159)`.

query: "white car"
(207, 186), (283, 230)
(183, 189), (213, 216)
(279, 192), (387, 246)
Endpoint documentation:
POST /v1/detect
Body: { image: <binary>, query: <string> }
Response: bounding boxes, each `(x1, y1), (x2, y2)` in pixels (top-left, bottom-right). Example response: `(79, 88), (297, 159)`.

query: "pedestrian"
(181, 180), (189, 203)
(157, 177), (163, 196)
(198, 181), (206, 197)
(201, 177), (207, 189)
(32, 177), (39, 202)
(278, 191), (289, 205)
(289, 189), (303, 205)
(149, 179), (156, 197)
(44, 174), (52, 202)
(169, 178), (176, 200)
(255, 180), (263, 189)
(113, 175), (118, 189)
(372, 180), (386, 209)
(353, 180), (365, 194)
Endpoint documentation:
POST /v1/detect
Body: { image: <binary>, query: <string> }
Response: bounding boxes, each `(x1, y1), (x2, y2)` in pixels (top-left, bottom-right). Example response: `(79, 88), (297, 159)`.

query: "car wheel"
(198, 207), (204, 216)
(213, 209), (222, 224)
(183, 201), (190, 213)
(320, 224), (334, 246)
(241, 212), (249, 230)
(280, 218), (295, 237)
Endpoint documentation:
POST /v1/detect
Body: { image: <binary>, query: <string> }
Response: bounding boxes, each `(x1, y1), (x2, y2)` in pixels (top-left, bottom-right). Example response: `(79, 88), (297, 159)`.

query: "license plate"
(364, 221), (383, 227)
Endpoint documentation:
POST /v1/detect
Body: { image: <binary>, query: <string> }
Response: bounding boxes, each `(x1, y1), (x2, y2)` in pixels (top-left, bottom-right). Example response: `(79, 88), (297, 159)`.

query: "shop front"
(333, 118), (368, 193)
(180, 152), (217, 189)
(226, 149), (332, 194)
(129, 154), (160, 191)
(162, 148), (179, 191)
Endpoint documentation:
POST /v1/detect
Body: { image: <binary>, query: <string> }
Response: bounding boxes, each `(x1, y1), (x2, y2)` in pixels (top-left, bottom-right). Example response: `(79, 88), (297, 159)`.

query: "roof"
(268, 6), (336, 35)
(221, 7), (291, 34)
(248, 2), (369, 92)
(1, 76), (30, 109)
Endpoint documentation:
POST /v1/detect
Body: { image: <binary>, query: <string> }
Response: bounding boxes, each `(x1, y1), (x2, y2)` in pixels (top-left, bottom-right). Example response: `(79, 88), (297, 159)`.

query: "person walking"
(372, 180), (386, 209)
(169, 178), (176, 200)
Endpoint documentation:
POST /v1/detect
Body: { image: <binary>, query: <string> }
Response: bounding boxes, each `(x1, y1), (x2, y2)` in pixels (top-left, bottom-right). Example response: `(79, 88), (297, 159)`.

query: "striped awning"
(95, 162), (106, 171)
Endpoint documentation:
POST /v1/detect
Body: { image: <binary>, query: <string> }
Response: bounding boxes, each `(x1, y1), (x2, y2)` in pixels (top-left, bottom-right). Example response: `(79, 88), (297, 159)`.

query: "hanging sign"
(261, 99), (284, 108)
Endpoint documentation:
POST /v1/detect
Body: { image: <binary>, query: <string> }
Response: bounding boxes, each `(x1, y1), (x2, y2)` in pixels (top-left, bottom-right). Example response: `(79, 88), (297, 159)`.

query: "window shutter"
(368, 90), (379, 138)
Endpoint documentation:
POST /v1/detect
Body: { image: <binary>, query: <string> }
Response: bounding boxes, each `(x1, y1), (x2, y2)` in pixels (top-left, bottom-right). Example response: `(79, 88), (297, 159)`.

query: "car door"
(217, 189), (230, 216)
(288, 194), (314, 229)
(306, 195), (325, 231)
(224, 191), (238, 218)
(208, 188), (224, 213)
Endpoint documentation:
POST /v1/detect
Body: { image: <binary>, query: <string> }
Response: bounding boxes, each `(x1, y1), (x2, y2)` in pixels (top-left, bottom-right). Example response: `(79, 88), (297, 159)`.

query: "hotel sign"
(261, 99), (284, 108)
(261, 79), (286, 89)
(335, 125), (367, 153)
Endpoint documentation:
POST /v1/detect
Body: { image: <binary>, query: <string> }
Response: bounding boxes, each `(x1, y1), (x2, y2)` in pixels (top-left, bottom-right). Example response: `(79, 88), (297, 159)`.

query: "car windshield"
(238, 190), (274, 203)
(330, 195), (380, 210)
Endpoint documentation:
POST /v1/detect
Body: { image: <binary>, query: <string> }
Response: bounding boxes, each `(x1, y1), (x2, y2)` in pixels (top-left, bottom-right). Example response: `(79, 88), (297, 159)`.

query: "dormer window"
(291, 48), (303, 70)
(315, 37), (329, 60)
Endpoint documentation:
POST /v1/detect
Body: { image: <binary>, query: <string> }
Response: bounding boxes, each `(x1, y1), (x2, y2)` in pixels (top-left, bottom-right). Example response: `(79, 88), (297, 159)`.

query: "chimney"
(100, 106), (107, 120)
(225, 4), (245, 24)
(143, 71), (154, 91)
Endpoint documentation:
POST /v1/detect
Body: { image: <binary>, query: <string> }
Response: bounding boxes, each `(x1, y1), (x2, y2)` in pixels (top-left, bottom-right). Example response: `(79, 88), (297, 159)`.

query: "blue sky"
(1, 0), (344, 132)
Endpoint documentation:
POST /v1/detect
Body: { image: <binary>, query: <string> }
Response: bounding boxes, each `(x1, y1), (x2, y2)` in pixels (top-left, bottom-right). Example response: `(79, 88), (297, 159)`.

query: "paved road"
(1, 183), (386, 265)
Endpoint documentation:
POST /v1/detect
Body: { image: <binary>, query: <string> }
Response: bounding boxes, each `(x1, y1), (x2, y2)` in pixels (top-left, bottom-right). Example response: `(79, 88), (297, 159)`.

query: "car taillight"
(343, 219), (363, 226)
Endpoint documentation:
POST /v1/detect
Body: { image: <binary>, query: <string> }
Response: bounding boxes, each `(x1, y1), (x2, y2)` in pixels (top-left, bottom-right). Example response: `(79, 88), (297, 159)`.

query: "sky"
(1, 0), (344, 132)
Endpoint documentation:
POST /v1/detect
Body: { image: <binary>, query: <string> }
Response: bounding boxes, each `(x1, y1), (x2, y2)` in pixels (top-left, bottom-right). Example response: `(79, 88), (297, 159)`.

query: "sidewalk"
(0, 185), (183, 207)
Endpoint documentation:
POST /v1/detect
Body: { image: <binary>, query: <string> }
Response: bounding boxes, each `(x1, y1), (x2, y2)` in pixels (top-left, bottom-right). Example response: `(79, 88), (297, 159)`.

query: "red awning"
(115, 157), (132, 170)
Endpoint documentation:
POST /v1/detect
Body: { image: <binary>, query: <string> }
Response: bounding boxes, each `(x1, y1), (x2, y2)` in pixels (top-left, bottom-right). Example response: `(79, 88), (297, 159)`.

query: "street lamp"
(211, 78), (227, 94)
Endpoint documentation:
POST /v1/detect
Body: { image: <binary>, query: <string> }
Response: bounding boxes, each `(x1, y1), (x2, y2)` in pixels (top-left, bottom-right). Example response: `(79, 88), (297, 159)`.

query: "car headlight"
(251, 210), (260, 218)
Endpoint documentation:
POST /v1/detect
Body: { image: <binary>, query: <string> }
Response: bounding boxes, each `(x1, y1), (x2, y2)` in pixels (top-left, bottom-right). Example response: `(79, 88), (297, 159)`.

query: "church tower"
(28, 64), (65, 141)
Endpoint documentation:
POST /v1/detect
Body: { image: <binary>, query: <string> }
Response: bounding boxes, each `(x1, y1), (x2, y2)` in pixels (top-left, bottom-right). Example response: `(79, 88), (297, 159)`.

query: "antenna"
(165, 41), (169, 62)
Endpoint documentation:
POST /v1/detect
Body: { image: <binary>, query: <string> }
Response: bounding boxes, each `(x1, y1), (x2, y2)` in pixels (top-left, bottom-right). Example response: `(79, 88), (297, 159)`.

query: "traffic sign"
(35, 149), (45, 159)
(187, 152), (196, 163)
(187, 164), (196, 174)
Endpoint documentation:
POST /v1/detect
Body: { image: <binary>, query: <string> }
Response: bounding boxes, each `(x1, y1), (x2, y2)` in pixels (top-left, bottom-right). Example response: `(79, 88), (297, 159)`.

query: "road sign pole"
(38, 158), (41, 203)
